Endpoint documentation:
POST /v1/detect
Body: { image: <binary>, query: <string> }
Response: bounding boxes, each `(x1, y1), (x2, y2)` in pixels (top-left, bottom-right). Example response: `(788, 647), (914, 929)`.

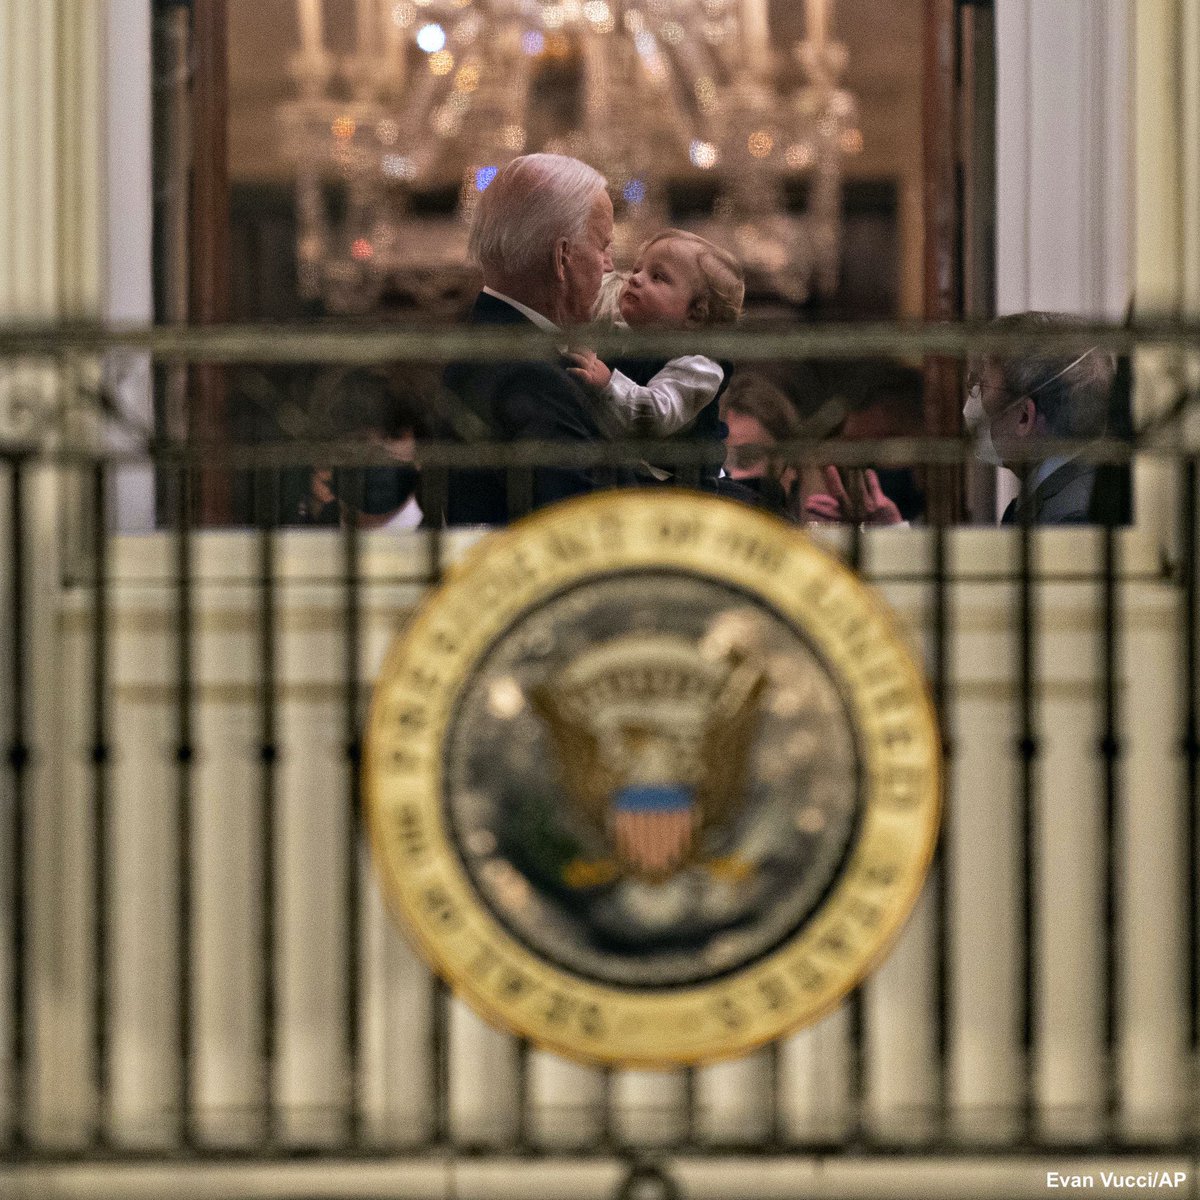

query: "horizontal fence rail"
(1, 317), (1199, 362)
(0, 324), (1199, 1200)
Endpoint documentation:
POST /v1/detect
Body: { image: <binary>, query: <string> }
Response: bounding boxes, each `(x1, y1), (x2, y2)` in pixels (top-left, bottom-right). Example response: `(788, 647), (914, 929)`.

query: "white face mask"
(963, 384), (1002, 466)
(962, 349), (1096, 468)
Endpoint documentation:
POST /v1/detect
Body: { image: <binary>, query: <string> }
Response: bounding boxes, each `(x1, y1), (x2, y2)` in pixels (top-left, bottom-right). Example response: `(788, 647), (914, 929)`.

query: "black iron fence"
(1, 322), (1198, 1199)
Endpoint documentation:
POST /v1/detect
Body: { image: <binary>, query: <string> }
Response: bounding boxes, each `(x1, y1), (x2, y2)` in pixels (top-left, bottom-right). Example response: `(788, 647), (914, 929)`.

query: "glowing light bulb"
(499, 124), (526, 151)
(748, 130), (774, 158)
(583, 1), (614, 31)
(690, 140), (718, 169)
(785, 143), (815, 169)
(383, 154), (416, 179)
(416, 22), (446, 52)
(454, 64), (480, 92)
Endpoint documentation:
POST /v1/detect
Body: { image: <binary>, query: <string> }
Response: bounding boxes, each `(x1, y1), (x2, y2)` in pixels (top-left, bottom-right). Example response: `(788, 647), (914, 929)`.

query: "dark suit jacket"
(436, 292), (635, 526)
(1002, 459), (1104, 525)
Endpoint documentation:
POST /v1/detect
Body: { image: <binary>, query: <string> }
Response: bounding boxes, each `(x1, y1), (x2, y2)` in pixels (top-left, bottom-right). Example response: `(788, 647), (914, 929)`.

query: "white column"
(995, 0), (1131, 319)
(0, 0), (106, 1151)
(1125, 0), (1200, 1144)
(105, 0), (155, 532)
(992, 0), (1133, 524)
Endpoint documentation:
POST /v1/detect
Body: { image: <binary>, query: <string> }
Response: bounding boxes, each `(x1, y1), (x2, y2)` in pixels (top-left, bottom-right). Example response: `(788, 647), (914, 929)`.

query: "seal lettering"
(365, 490), (940, 1067)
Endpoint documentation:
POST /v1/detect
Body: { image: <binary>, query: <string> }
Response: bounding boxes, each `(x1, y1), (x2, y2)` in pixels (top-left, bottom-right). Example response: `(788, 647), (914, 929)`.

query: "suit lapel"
(1009, 458), (1094, 524)
(463, 290), (611, 439)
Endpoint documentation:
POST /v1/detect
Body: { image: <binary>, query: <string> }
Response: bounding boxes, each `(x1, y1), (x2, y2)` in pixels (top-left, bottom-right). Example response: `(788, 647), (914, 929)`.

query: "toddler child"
(565, 229), (744, 445)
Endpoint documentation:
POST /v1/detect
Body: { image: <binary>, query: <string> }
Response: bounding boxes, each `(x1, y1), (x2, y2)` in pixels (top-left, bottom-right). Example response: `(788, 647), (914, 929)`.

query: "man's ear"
(554, 237), (571, 284)
(1013, 396), (1039, 437)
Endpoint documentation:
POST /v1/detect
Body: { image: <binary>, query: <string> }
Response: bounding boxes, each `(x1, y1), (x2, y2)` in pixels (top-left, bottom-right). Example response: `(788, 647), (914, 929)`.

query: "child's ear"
(687, 296), (708, 326)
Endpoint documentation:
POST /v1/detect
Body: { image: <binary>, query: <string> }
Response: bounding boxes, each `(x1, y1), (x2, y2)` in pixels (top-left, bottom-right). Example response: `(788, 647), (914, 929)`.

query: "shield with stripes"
(609, 784), (698, 879)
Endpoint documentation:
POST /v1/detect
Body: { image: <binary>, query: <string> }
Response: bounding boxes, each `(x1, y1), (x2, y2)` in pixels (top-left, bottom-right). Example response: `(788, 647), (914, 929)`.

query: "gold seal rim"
(364, 489), (942, 1068)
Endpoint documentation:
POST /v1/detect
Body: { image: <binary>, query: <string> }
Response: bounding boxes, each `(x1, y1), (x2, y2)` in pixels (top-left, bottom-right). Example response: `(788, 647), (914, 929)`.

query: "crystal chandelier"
(282, 0), (860, 313)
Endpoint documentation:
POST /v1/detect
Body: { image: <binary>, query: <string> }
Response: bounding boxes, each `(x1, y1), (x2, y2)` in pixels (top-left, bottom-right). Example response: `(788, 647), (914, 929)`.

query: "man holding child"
(437, 153), (629, 526)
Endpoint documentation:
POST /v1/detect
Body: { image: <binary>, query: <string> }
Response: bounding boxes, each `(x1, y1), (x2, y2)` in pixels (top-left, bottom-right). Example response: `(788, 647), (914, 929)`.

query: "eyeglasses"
(965, 349), (1096, 401)
(964, 374), (1020, 399)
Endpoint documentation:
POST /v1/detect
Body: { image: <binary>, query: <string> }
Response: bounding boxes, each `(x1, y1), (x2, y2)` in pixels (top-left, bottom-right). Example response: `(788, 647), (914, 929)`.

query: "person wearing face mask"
(718, 373), (906, 526)
(964, 313), (1121, 525)
(315, 366), (426, 531)
(720, 373), (810, 517)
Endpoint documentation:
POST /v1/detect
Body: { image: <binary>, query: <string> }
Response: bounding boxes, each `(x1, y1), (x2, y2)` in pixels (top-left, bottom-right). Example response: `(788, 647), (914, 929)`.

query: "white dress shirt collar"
(1031, 452), (1082, 491)
(481, 286), (559, 333)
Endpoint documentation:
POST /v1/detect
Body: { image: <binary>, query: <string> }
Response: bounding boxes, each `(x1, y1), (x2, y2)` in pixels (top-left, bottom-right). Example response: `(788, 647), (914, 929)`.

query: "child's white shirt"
(602, 354), (725, 435)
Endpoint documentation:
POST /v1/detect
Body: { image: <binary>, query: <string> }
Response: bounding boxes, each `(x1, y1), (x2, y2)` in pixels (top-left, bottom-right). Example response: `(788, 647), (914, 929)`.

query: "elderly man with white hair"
(436, 152), (632, 525)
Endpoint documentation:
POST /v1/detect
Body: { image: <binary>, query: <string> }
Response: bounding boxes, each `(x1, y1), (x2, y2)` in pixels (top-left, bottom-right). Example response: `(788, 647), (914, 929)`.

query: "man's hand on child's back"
(564, 349), (613, 390)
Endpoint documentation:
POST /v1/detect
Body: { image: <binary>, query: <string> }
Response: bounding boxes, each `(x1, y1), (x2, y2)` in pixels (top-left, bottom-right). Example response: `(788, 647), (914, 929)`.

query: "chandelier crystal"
(282, 0), (860, 313)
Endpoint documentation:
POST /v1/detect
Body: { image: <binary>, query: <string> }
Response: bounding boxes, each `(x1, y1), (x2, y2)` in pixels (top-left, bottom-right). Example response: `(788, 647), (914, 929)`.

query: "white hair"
(469, 153), (607, 279)
(592, 270), (628, 324)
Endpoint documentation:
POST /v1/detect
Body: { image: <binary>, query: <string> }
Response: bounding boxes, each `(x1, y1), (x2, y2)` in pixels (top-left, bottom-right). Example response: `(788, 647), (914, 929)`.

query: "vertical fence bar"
(420, 468), (448, 547)
(846, 521), (865, 1143)
(424, 524), (448, 1150)
(256, 470), (279, 1146)
(514, 1040), (531, 1150)
(6, 457), (28, 1148)
(1100, 522), (1121, 1137)
(931, 521), (952, 1143)
(1184, 459), (1199, 1057)
(506, 468), (533, 522)
(426, 513), (444, 592)
(681, 1066), (697, 1147)
(847, 522), (863, 577)
(342, 514), (362, 1143)
(766, 1042), (782, 1146)
(431, 977), (450, 1146)
(173, 464), (196, 1147)
(1017, 514), (1038, 1141)
(90, 461), (112, 1146)
(599, 1066), (615, 1149)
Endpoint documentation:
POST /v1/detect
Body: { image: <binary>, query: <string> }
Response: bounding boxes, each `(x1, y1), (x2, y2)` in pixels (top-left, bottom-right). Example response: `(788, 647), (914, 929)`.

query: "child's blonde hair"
(593, 230), (746, 326)
(640, 229), (745, 326)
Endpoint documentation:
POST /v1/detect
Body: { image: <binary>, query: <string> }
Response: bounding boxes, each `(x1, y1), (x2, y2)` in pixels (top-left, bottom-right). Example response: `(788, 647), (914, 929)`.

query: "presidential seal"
(364, 491), (941, 1066)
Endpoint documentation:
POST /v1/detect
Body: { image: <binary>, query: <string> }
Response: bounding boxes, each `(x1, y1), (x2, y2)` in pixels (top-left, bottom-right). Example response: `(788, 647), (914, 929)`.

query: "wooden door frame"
(188, 0), (233, 524)
(187, 0), (970, 525)
(922, 0), (968, 524)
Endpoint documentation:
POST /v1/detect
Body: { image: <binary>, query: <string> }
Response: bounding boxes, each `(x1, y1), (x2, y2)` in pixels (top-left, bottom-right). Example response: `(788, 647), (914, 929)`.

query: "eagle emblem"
(531, 634), (767, 883)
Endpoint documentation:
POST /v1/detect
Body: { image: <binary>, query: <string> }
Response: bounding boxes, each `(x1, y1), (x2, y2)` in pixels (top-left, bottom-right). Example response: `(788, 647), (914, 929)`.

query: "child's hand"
(564, 350), (612, 390)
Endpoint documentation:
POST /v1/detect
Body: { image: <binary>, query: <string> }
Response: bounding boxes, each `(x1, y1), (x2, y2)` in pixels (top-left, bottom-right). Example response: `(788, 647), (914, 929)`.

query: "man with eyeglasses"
(964, 312), (1122, 525)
